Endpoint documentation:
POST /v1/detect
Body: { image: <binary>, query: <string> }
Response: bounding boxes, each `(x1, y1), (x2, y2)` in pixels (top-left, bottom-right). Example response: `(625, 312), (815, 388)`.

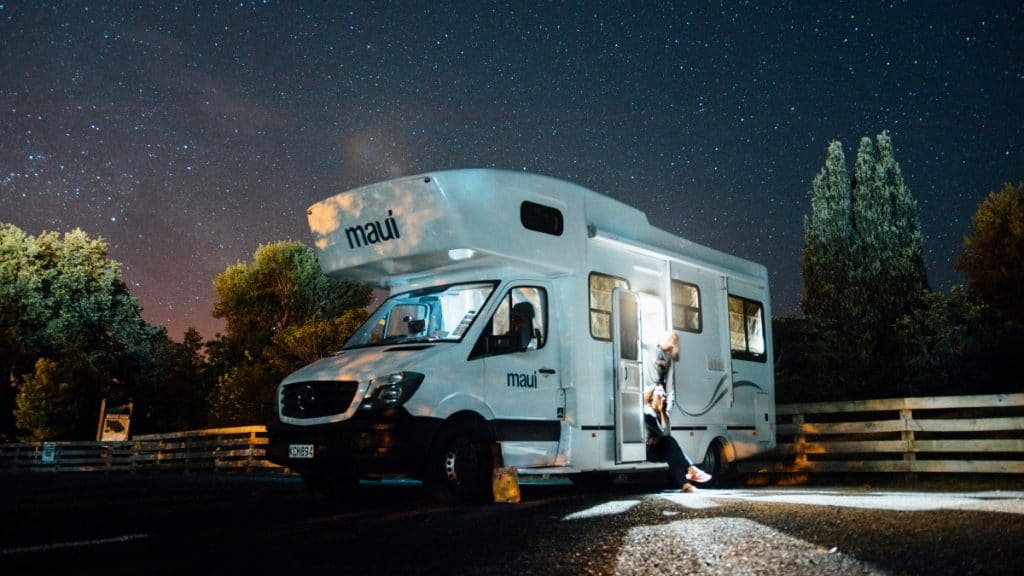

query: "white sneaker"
(686, 467), (712, 483)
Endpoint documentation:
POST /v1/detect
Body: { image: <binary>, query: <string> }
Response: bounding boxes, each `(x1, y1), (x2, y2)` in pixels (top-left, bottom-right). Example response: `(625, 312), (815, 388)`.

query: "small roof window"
(520, 201), (563, 236)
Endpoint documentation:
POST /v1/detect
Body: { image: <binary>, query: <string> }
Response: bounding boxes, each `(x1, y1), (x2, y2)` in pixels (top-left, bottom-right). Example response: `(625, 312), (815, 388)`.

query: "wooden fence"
(738, 393), (1024, 476)
(0, 426), (283, 474)
(3, 394), (1023, 476)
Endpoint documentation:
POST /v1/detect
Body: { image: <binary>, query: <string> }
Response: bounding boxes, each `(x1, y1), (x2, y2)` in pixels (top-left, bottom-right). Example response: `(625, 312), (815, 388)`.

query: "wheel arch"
(422, 409), (499, 504)
(440, 409), (498, 443)
(700, 435), (736, 486)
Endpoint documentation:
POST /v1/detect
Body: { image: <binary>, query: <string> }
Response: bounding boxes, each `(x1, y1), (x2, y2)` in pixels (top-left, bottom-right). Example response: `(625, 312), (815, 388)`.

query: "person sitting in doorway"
(645, 355), (712, 493)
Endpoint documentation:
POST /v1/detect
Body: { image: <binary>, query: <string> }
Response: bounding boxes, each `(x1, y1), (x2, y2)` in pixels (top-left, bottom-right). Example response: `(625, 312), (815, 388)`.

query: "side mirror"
(407, 319), (425, 334)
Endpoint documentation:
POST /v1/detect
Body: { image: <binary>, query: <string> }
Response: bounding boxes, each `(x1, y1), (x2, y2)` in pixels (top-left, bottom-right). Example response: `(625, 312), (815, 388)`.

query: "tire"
(700, 439), (732, 487)
(424, 422), (494, 505)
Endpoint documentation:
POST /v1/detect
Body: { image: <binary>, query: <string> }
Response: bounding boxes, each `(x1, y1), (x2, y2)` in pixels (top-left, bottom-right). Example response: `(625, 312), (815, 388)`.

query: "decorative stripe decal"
(676, 376), (765, 417)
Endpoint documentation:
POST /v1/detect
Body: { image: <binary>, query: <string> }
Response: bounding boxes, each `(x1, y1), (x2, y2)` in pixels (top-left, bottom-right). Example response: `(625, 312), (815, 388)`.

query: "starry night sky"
(2, 1), (1022, 341)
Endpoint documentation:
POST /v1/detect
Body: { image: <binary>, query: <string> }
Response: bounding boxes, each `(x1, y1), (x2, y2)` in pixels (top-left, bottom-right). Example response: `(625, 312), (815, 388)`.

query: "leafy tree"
(212, 242), (370, 355)
(209, 362), (278, 428)
(264, 309), (369, 376)
(893, 287), (986, 396)
(2, 225), (153, 440)
(15, 354), (104, 441)
(208, 242), (371, 425)
(800, 133), (928, 398)
(0, 225), (49, 438)
(956, 182), (1024, 324)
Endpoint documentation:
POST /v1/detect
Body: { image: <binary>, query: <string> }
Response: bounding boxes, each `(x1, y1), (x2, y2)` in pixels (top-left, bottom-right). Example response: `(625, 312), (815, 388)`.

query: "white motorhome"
(266, 169), (774, 503)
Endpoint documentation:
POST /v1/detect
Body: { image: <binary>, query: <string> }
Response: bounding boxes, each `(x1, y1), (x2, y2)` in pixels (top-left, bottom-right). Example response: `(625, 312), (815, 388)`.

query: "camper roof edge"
(307, 168), (768, 288)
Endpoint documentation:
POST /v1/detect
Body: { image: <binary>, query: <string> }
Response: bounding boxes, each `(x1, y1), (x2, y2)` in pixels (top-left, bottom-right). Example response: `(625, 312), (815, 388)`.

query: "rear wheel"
(700, 439), (732, 487)
(424, 422), (494, 505)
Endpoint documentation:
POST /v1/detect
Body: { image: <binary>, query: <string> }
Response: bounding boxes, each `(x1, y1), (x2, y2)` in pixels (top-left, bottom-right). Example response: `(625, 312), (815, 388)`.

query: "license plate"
(289, 444), (315, 459)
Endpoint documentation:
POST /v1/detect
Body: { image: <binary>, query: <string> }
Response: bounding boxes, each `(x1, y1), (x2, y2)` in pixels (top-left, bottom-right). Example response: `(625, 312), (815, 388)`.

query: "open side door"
(612, 288), (646, 463)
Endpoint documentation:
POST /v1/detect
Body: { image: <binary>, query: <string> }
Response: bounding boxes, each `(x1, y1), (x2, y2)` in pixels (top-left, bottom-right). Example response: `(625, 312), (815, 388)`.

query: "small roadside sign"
(41, 442), (56, 463)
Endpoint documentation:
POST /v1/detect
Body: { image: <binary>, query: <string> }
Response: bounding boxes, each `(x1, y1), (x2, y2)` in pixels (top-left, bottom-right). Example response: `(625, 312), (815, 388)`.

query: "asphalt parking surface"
(1, 474), (1021, 575)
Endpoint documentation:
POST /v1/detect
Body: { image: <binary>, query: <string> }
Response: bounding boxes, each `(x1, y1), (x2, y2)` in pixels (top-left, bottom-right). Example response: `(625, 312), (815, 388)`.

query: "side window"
(671, 280), (702, 333)
(589, 272), (629, 340)
(470, 286), (547, 358)
(520, 201), (564, 236)
(728, 295), (766, 362)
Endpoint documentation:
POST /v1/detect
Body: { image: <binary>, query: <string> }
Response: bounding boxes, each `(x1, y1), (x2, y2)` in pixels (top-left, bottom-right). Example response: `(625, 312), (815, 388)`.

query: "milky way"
(2, 1), (1021, 340)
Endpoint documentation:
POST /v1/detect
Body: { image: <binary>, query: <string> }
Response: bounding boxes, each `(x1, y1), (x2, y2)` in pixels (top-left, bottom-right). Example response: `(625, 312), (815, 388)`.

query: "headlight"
(359, 372), (424, 411)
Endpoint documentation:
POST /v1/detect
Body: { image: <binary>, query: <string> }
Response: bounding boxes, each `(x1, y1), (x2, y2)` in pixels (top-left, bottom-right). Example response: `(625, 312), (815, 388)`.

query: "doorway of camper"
(612, 288), (645, 463)
(638, 291), (667, 401)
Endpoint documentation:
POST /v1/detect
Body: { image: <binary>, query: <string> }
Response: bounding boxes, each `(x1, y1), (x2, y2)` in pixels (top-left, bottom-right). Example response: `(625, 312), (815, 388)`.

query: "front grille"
(281, 380), (359, 419)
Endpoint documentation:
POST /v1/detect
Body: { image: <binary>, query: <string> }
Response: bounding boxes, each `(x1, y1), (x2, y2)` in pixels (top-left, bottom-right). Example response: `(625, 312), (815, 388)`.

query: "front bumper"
(266, 409), (442, 479)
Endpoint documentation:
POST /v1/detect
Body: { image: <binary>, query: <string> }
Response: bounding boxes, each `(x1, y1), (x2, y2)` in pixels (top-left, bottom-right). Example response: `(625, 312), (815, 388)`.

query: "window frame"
(728, 295), (767, 363)
(671, 280), (703, 333)
(588, 272), (630, 341)
(520, 201), (564, 236)
(469, 285), (548, 359)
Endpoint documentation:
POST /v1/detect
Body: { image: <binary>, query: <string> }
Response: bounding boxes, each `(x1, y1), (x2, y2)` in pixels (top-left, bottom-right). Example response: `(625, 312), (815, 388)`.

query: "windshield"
(344, 282), (497, 349)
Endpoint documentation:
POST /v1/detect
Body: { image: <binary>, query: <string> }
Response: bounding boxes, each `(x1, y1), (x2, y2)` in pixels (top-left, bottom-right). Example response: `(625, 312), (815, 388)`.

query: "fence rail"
(3, 394), (1023, 476)
(737, 393), (1024, 476)
(0, 426), (285, 474)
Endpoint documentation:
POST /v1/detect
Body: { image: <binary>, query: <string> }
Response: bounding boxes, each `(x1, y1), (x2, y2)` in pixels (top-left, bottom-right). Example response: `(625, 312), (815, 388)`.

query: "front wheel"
(423, 422), (494, 505)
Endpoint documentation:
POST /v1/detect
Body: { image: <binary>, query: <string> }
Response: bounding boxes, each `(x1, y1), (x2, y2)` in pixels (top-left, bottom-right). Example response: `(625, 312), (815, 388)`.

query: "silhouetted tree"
(957, 182), (1024, 325)
(135, 327), (215, 433)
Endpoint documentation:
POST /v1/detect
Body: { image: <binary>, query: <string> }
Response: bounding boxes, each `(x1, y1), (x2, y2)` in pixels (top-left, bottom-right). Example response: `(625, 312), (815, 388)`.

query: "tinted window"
(469, 286), (548, 359)
(728, 295), (766, 362)
(671, 280), (702, 333)
(521, 201), (564, 236)
(589, 272), (629, 340)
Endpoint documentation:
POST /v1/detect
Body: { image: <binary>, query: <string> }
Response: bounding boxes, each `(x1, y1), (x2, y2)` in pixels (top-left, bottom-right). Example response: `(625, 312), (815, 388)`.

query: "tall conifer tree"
(801, 133), (928, 397)
(801, 140), (854, 326)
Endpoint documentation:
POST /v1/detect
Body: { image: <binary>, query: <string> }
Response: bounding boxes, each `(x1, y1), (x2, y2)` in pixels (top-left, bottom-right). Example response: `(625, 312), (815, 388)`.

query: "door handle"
(539, 368), (556, 375)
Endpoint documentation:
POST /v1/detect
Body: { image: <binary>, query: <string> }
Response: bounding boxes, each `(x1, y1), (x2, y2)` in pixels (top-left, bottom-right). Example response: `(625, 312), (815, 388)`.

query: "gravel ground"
(595, 487), (1024, 576)
(615, 516), (884, 575)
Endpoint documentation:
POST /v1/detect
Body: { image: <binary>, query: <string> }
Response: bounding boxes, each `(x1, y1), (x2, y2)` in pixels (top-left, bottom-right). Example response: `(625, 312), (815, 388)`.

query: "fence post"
(901, 408), (917, 481)
(247, 430), (256, 474)
(793, 413), (807, 471)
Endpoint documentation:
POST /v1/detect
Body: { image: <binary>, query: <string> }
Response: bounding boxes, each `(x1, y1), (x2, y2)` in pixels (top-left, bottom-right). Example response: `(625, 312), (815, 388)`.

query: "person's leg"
(663, 436), (713, 485)
(660, 435), (690, 486)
